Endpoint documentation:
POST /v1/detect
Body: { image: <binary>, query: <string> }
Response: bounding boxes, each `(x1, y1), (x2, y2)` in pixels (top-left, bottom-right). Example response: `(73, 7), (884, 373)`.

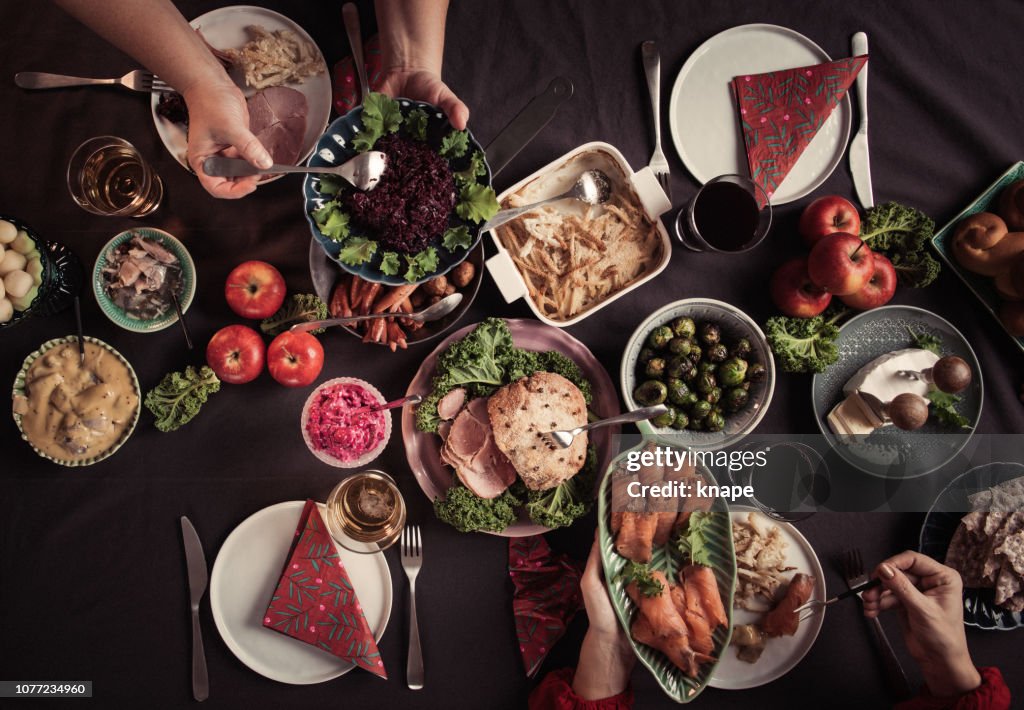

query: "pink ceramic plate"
(402, 319), (620, 537)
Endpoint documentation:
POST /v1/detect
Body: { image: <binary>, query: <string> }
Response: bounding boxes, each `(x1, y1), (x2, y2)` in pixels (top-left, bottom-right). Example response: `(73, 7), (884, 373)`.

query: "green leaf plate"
(931, 161), (1024, 352)
(597, 438), (736, 703)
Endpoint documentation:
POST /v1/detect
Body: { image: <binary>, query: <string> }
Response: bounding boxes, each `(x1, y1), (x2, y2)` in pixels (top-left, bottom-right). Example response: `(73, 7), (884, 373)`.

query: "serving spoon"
(202, 151), (387, 190)
(481, 169), (613, 232)
(291, 292), (463, 333)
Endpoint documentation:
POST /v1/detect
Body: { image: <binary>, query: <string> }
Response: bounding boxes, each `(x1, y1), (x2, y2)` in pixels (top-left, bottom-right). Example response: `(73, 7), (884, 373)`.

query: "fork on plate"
(839, 548), (913, 699)
(641, 41), (671, 203)
(400, 524), (424, 690)
(15, 70), (174, 93)
(793, 576), (880, 621)
(540, 405), (668, 450)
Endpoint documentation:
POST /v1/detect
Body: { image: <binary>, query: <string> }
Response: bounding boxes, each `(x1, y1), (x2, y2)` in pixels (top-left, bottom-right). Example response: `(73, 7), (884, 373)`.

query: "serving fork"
(840, 548), (912, 700)
(793, 577), (880, 621)
(15, 70), (174, 93)
(401, 525), (424, 690)
(541, 405), (668, 449)
(641, 41), (671, 203)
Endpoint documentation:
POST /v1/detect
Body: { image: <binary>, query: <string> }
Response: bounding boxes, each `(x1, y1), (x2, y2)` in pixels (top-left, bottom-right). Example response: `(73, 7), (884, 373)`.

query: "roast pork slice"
(437, 387), (467, 421)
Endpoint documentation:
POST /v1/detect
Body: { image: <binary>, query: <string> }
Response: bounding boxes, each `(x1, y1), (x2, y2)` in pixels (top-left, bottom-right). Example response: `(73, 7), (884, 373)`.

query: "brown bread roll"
(951, 212), (1024, 276)
(998, 178), (1024, 231)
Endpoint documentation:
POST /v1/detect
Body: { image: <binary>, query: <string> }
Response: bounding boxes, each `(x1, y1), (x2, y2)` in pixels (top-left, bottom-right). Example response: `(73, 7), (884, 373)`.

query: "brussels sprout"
(707, 343), (729, 363)
(651, 405), (677, 428)
(671, 410), (690, 430)
(637, 347), (657, 366)
(719, 357), (749, 387)
(668, 337), (693, 356)
(645, 357), (666, 379)
(691, 400), (712, 419)
(634, 380), (668, 405)
(699, 321), (721, 346)
(666, 355), (695, 380)
(705, 411), (726, 432)
(747, 362), (767, 383)
(705, 386), (722, 405)
(724, 386), (750, 412)
(667, 378), (691, 406)
(671, 316), (697, 338)
(647, 325), (675, 349)
(698, 361), (718, 375)
(686, 344), (703, 364)
(696, 372), (717, 394)
(684, 392), (700, 407)
(688, 417), (705, 431)
(731, 337), (753, 360)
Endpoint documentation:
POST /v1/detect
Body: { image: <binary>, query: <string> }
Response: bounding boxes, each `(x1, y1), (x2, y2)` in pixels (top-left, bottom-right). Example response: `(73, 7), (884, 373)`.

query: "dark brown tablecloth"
(1, 1), (1022, 708)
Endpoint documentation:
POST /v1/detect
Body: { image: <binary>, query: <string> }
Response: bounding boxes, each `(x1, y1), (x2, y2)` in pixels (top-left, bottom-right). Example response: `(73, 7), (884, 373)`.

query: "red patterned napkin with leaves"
(332, 35), (385, 115)
(731, 55), (868, 204)
(509, 536), (584, 677)
(263, 500), (386, 679)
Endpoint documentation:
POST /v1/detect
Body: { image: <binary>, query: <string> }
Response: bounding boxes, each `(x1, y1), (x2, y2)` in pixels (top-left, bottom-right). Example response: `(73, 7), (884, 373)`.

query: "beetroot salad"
(305, 382), (387, 462)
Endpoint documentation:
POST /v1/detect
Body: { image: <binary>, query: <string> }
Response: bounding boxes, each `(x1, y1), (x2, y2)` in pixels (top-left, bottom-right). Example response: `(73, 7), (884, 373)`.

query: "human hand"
(572, 536), (634, 700)
(183, 80), (273, 199)
(862, 550), (981, 698)
(378, 68), (468, 130)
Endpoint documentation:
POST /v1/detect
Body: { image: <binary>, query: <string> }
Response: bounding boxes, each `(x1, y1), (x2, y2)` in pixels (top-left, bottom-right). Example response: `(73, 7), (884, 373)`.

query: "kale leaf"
(144, 366), (221, 433)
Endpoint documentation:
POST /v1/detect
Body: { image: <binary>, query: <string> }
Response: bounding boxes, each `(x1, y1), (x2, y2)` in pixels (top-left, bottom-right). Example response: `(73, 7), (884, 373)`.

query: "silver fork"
(840, 548), (912, 700)
(641, 41), (671, 203)
(15, 70), (174, 93)
(541, 405), (668, 449)
(793, 577), (880, 622)
(400, 525), (424, 690)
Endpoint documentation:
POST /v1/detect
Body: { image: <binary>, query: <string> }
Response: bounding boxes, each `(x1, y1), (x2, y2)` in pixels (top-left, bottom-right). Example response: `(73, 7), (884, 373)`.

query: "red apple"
(840, 253), (898, 310)
(267, 332), (324, 387)
(225, 261), (286, 319)
(807, 232), (875, 295)
(206, 324), (266, 384)
(799, 195), (861, 247)
(770, 257), (833, 317)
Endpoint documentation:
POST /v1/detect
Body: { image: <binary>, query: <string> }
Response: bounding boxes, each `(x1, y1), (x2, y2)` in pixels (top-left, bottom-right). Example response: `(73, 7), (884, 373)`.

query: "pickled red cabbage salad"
(310, 93), (499, 283)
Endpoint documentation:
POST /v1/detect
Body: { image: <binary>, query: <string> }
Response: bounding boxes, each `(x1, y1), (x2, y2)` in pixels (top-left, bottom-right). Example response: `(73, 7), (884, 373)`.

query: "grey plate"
(811, 306), (983, 479)
(919, 462), (1024, 630)
(931, 161), (1024, 353)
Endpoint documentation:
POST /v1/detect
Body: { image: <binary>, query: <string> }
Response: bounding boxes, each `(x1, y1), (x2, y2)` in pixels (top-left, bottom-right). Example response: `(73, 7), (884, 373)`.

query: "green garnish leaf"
(338, 236), (378, 266)
(144, 366), (221, 433)
(433, 482), (523, 533)
(353, 91), (404, 152)
(439, 129), (469, 159)
(442, 225), (472, 252)
(456, 182), (500, 223)
(615, 562), (664, 598)
(454, 150), (487, 188)
(673, 511), (716, 567)
(260, 293), (329, 335)
(317, 174), (345, 196)
(405, 108), (429, 141)
(312, 202), (351, 242)
(764, 307), (848, 374)
(404, 247), (439, 282)
(908, 328), (943, 356)
(928, 389), (971, 428)
(860, 202), (940, 288)
(380, 251), (401, 276)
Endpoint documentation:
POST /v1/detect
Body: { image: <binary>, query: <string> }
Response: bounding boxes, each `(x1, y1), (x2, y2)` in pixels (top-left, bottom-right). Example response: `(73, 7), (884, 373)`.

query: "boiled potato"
(4, 269), (32, 299)
(0, 220), (15, 245)
(0, 250), (26, 275)
(0, 297), (12, 323)
(0, 244), (4, 261)
(26, 256), (43, 285)
(0, 276), (5, 299)
(11, 231), (34, 254)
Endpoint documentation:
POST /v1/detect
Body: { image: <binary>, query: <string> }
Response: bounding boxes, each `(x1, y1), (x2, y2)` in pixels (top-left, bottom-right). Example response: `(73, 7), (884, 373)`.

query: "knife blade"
(849, 32), (873, 208)
(181, 516), (209, 702)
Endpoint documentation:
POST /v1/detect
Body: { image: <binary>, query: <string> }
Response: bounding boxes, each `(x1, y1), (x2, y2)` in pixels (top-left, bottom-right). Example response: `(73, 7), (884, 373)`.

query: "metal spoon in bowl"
(202, 151), (387, 191)
(481, 169), (612, 232)
(290, 292), (463, 333)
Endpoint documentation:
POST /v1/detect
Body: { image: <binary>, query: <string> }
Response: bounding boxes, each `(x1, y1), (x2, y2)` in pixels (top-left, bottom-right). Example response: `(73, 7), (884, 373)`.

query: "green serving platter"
(931, 161), (1024, 352)
(597, 437), (735, 703)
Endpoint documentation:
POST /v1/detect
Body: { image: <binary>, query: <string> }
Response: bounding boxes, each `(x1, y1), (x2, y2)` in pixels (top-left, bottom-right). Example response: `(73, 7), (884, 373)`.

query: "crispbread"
(487, 372), (588, 491)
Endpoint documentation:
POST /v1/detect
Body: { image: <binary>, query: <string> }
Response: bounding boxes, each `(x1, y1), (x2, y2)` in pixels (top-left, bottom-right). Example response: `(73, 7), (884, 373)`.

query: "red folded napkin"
(332, 35), (385, 115)
(263, 500), (387, 679)
(509, 536), (584, 677)
(731, 55), (868, 204)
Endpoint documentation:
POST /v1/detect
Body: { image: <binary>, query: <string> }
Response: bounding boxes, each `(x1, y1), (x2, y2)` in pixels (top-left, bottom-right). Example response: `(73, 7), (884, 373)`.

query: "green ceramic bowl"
(12, 336), (141, 466)
(93, 228), (195, 333)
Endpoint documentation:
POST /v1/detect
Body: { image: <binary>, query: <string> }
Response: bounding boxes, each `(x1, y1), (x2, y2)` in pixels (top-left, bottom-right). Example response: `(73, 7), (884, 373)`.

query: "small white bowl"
(300, 377), (392, 468)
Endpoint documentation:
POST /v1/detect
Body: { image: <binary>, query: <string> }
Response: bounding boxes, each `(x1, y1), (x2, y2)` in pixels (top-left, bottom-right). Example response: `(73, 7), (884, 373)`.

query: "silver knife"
(849, 32), (872, 208)
(181, 517), (209, 702)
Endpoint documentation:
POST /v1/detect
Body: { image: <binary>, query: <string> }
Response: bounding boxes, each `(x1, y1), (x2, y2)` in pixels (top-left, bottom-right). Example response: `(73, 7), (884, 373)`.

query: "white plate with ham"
(149, 5), (330, 177)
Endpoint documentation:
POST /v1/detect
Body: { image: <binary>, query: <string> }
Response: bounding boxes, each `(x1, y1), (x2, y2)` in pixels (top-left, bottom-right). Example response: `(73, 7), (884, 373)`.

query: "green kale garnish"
(144, 366), (221, 433)
(860, 202), (940, 288)
(260, 293), (328, 335)
(338, 236), (377, 266)
(456, 182), (500, 223)
(764, 307), (847, 374)
(312, 202), (351, 242)
(405, 107), (429, 141)
(928, 389), (971, 428)
(433, 482), (523, 533)
(404, 247), (439, 282)
(380, 251), (402, 276)
(352, 91), (403, 152)
(439, 129), (469, 159)
(441, 225), (472, 252)
(524, 448), (597, 529)
(454, 150), (487, 189)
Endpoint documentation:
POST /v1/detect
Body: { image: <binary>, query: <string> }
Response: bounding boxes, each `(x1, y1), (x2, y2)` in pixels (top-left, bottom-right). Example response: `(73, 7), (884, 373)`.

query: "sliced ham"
(247, 86), (308, 165)
(441, 396), (517, 499)
(437, 387), (467, 421)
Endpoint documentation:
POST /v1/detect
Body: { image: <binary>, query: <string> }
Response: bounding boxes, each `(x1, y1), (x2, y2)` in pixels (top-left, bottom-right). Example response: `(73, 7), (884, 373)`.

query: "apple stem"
(851, 241), (865, 258)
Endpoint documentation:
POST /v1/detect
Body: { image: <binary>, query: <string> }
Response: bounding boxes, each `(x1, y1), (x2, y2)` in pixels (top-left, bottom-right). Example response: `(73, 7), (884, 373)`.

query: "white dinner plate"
(668, 24), (852, 204)
(709, 507), (825, 689)
(210, 501), (392, 685)
(150, 5), (331, 176)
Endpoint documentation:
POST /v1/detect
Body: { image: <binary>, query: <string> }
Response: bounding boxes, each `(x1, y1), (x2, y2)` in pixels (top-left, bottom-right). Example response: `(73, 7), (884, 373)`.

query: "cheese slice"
(827, 397), (876, 436)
